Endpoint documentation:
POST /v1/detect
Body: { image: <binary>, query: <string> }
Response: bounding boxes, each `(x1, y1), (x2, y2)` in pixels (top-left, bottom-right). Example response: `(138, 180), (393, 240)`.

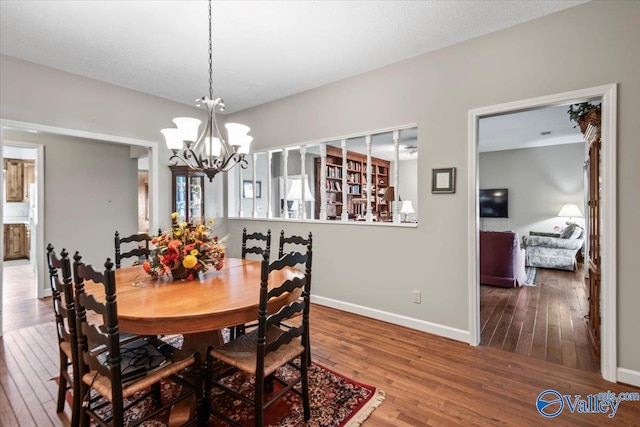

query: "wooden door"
(586, 125), (601, 358)
(23, 160), (36, 202)
(3, 224), (27, 260)
(4, 159), (24, 202)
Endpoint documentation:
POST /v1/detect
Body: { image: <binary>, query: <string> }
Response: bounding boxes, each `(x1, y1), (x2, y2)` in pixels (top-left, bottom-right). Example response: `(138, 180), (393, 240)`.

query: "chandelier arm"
(210, 106), (235, 159)
(169, 147), (207, 170)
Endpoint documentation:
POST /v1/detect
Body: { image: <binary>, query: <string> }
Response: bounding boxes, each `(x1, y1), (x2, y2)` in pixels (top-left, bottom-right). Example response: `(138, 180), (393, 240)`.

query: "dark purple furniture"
(480, 230), (527, 288)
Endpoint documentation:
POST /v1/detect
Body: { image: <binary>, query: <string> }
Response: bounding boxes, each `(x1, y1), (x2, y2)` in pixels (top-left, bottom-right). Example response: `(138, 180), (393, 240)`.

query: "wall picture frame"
(432, 167), (456, 194)
(242, 180), (262, 198)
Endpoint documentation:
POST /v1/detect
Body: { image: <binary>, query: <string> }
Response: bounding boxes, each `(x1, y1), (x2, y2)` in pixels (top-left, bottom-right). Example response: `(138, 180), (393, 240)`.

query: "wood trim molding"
(311, 295), (470, 343)
(467, 84), (618, 382)
(617, 368), (640, 388)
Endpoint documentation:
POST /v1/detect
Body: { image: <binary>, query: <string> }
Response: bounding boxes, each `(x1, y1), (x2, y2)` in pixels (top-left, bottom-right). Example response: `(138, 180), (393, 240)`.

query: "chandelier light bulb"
(205, 137), (222, 157)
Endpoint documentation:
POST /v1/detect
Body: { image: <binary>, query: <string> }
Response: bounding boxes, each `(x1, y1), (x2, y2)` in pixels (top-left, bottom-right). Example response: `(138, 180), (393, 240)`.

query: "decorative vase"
(170, 266), (191, 281)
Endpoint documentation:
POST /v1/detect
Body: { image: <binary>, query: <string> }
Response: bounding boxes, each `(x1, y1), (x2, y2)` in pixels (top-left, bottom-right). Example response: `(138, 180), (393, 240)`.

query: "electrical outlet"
(413, 290), (421, 304)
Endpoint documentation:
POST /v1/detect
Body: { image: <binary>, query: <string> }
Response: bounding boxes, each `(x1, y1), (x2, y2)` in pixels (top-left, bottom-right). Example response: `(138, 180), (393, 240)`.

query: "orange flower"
(142, 261), (151, 273)
(168, 240), (182, 250)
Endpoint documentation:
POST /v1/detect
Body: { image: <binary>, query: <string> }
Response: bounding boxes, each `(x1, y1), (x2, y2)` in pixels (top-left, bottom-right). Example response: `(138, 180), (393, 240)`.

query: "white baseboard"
(617, 368), (640, 388)
(311, 295), (470, 343)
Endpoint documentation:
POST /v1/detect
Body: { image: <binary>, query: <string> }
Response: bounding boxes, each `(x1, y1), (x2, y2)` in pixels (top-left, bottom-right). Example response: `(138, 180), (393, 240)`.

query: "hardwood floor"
(2, 278), (639, 425)
(480, 265), (599, 373)
(2, 260), (51, 332)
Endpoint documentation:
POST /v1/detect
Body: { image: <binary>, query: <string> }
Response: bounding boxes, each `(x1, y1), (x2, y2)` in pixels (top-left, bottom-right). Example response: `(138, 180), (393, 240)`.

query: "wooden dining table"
(83, 257), (304, 355)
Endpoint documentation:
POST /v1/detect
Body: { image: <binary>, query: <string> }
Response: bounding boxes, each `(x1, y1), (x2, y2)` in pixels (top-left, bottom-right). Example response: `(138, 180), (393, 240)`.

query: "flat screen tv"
(479, 188), (508, 218)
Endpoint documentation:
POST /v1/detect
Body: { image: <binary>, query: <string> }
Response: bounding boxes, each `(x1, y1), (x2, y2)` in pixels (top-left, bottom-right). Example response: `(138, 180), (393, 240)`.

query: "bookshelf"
(314, 145), (390, 220)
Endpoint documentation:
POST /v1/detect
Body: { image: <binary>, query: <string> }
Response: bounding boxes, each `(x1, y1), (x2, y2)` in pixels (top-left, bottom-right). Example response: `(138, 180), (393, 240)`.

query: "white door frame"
(467, 84), (617, 382)
(0, 119), (160, 336)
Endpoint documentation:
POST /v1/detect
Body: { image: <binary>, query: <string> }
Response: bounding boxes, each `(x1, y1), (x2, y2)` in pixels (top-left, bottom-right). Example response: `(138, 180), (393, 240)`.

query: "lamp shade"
(161, 128), (183, 151)
(286, 179), (315, 202)
(400, 200), (415, 214)
(382, 187), (395, 202)
(172, 117), (202, 142)
(558, 203), (582, 218)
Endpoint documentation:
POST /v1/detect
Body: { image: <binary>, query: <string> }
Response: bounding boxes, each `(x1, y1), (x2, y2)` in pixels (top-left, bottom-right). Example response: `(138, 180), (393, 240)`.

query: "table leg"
(168, 329), (223, 427)
(181, 330), (224, 356)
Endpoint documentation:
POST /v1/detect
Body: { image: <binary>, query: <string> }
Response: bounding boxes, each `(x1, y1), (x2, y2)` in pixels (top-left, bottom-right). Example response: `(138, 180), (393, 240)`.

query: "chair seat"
(60, 340), (73, 359)
(210, 325), (304, 377)
(82, 355), (194, 402)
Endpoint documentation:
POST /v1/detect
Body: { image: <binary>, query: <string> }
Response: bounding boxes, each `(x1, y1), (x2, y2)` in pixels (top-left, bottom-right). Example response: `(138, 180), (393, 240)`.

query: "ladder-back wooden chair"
(241, 228), (271, 260)
(233, 228), (272, 339)
(47, 244), (81, 427)
(205, 249), (312, 426)
(278, 231), (314, 365)
(114, 231), (152, 269)
(73, 254), (203, 427)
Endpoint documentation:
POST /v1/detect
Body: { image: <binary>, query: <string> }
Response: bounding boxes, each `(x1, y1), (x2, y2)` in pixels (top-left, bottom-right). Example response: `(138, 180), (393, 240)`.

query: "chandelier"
(161, 0), (252, 182)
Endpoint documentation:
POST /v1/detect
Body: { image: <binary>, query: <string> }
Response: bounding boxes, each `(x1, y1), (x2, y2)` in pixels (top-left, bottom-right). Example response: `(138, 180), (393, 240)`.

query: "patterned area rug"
(60, 358), (384, 426)
(209, 362), (385, 426)
(523, 267), (537, 286)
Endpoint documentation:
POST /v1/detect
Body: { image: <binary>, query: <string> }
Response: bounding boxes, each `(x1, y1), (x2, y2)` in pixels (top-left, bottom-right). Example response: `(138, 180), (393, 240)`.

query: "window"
(228, 126), (418, 224)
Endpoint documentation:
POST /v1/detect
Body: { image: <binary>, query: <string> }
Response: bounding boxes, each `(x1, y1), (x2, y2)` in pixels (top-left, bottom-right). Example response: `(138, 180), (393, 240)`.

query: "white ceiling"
(479, 104), (587, 153)
(0, 0), (586, 114)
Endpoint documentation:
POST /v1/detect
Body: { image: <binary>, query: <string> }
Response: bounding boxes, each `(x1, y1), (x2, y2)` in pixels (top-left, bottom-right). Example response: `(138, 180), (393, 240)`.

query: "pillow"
(560, 224), (583, 239)
(570, 226), (584, 239)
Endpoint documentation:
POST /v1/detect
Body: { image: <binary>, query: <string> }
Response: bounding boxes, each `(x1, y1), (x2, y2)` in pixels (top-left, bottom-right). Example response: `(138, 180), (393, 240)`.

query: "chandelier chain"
(163, 0), (251, 182)
(208, 0), (213, 100)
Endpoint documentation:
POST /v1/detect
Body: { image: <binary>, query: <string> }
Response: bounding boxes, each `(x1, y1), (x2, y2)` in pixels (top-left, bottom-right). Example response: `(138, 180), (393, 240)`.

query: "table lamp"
(382, 187), (395, 219)
(400, 200), (415, 222)
(557, 203), (582, 224)
(286, 179), (315, 218)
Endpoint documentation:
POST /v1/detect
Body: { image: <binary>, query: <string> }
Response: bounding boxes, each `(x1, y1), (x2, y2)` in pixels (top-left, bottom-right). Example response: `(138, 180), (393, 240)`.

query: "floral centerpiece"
(143, 212), (225, 281)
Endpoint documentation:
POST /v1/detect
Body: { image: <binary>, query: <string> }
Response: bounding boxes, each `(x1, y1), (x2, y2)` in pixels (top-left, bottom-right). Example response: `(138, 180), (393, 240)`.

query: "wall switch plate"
(413, 290), (421, 304)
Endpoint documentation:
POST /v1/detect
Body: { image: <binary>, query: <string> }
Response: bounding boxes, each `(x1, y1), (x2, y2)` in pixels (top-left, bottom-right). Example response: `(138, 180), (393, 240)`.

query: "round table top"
(84, 258), (304, 335)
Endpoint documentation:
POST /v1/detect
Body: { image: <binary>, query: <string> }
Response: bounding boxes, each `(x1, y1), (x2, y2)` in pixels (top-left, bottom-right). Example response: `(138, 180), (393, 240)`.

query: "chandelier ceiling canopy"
(161, 0), (252, 182)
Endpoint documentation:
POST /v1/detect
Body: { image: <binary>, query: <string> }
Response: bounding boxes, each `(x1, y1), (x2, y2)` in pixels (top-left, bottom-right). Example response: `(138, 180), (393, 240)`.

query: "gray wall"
(224, 2), (640, 373)
(0, 55), (225, 234)
(1, 2), (638, 373)
(479, 143), (585, 239)
(4, 130), (138, 267)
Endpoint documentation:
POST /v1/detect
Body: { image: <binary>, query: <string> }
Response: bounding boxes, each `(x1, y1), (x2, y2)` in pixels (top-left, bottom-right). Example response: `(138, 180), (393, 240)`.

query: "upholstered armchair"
(522, 226), (584, 271)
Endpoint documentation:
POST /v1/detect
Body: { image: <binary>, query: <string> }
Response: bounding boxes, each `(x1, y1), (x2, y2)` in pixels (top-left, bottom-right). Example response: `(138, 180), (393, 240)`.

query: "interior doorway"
(467, 84), (617, 382)
(475, 104), (597, 372)
(0, 119), (160, 336)
(2, 143), (43, 331)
